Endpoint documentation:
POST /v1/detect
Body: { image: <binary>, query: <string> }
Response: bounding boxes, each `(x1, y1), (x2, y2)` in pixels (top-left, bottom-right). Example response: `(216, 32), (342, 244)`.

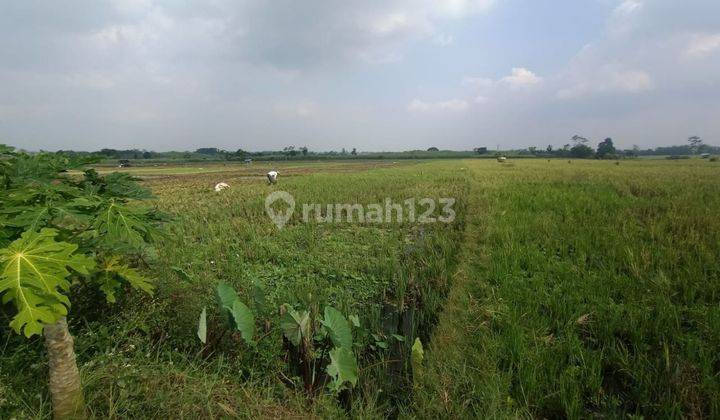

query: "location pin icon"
(265, 191), (295, 229)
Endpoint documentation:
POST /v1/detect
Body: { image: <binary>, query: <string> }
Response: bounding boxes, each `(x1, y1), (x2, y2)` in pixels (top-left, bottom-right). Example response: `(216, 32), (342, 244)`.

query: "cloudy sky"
(1, 0), (719, 152)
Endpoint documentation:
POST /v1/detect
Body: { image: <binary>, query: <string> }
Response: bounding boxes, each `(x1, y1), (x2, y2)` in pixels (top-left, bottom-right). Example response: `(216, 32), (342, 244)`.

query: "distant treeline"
(41, 138), (719, 164)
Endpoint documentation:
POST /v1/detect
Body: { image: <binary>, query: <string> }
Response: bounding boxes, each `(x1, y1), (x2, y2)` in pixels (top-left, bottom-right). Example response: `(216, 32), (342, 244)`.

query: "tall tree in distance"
(596, 138), (617, 159)
(688, 136), (703, 154)
(570, 135), (594, 158)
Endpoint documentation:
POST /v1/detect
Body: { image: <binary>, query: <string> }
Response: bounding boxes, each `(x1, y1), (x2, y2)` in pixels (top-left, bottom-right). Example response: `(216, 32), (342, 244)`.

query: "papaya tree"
(0, 145), (164, 419)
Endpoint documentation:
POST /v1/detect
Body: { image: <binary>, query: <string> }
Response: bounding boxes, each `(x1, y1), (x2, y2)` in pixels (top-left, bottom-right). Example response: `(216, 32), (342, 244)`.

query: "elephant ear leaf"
(229, 300), (255, 345)
(326, 347), (358, 392)
(197, 307), (207, 344)
(321, 306), (353, 349)
(216, 281), (238, 310)
(280, 305), (310, 347)
(0, 228), (95, 337)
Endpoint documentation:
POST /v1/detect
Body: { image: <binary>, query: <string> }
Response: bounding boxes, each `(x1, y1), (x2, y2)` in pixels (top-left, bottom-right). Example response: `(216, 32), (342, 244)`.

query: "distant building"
(118, 159), (131, 168)
(244, 158), (253, 164)
(701, 153), (711, 159)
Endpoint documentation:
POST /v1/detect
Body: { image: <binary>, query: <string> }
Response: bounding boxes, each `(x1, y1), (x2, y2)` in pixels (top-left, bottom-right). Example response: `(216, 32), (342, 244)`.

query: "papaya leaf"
(91, 200), (153, 249)
(229, 300), (255, 345)
(96, 257), (154, 302)
(280, 305), (310, 347)
(0, 228), (95, 337)
(197, 307), (207, 344)
(101, 173), (153, 199)
(321, 306), (353, 349)
(326, 347), (358, 392)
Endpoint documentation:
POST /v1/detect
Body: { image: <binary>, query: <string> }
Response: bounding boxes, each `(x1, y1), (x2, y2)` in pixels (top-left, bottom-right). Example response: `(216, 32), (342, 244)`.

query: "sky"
(1, 0), (719, 152)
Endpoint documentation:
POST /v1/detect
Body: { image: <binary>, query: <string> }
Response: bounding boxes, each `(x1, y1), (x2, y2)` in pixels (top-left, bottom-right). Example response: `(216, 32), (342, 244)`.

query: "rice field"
(2, 157), (719, 418)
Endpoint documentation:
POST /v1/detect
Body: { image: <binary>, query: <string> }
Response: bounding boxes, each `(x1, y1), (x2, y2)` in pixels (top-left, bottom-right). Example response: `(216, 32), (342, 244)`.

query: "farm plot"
(412, 158), (720, 418)
(3, 158), (719, 418)
(1, 160), (469, 418)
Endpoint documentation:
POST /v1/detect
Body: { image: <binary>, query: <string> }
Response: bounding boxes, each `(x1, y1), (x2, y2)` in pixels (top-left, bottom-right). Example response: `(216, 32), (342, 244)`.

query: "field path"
(408, 161), (519, 418)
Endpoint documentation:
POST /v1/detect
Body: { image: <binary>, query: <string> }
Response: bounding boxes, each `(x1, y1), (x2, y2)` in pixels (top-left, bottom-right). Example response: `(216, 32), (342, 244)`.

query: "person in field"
(267, 170), (278, 184)
(214, 182), (230, 192)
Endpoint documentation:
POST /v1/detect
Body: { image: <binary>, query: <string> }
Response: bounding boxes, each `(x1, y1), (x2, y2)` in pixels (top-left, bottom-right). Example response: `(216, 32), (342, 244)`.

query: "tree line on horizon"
(6, 136), (717, 163)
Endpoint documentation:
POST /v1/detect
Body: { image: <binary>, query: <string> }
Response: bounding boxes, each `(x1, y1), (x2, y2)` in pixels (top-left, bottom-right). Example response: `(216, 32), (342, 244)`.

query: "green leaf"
(251, 282), (266, 312)
(349, 314), (361, 328)
(171, 266), (192, 282)
(91, 200), (155, 249)
(0, 228), (95, 337)
(216, 281), (238, 310)
(411, 337), (424, 376)
(197, 307), (207, 344)
(280, 305), (310, 347)
(229, 299), (255, 345)
(321, 306), (352, 349)
(96, 257), (153, 303)
(215, 281), (255, 344)
(326, 347), (358, 392)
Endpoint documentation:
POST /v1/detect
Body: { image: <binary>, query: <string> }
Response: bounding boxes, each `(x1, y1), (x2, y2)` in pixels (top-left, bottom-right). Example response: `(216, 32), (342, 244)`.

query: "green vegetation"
(2, 150), (719, 418)
(0, 146), (164, 418)
(413, 159), (720, 418)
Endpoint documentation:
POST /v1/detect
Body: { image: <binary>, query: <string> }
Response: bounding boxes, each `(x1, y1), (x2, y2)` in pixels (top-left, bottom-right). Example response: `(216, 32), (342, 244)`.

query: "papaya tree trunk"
(44, 317), (86, 419)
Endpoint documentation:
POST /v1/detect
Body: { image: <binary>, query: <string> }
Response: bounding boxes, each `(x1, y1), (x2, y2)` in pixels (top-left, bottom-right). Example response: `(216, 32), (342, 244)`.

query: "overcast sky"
(1, 0), (719, 152)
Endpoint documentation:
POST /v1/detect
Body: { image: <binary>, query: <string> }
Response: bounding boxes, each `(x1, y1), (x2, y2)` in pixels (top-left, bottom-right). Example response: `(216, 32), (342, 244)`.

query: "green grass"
(412, 158), (720, 418)
(2, 157), (719, 418)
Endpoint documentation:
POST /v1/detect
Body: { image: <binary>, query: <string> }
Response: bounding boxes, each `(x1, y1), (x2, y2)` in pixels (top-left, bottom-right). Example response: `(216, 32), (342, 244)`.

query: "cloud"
(685, 33), (720, 59)
(463, 68), (541, 93)
(500, 67), (542, 88)
(432, 33), (454, 47)
(227, 0), (496, 70)
(462, 76), (494, 89)
(557, 66), (653, 100)
(473, 95), (489, 104)
(433, 0), (496, 18)
(407, 99), (469, 113)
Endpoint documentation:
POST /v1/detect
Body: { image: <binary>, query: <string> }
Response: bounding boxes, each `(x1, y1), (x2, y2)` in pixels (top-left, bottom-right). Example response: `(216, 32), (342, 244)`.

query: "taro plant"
(0, 145), (164, 418)
(196, 281), (258, 348)
(280, 304), (359, 394)
(198, 289), (361, 395)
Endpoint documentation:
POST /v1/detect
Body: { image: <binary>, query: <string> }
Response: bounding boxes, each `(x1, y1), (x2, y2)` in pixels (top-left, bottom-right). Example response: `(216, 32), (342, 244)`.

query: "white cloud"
(274, 100), (320, 118)
(473, 95), (489, 104)
(557, 67), (653, 100)
(463, 68), (541, 91)
(407, 98), (468, 112)
(432, 33), (454, 46)
(685, 33), (720, 58)
(369, 13), (414, 36)
(614, 0), (643, 17)
(500, 67), (542, 88)
(462, 76), (494, 89)
(433, 0), (496, 18)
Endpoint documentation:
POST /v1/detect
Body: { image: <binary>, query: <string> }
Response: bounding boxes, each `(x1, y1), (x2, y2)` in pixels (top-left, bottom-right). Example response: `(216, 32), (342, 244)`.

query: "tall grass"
(412, 159), (720, 418)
